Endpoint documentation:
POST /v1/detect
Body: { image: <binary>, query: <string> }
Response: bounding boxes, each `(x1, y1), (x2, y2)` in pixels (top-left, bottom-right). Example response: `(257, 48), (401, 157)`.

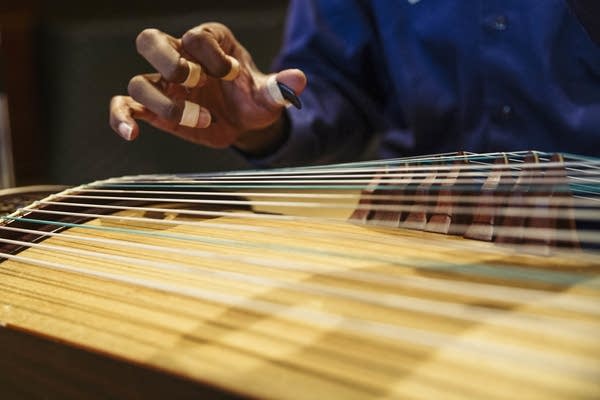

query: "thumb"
(264, 68), (307, 109)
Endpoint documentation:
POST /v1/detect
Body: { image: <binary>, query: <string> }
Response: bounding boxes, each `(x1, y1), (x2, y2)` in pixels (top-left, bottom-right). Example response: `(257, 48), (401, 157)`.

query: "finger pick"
(266, 75), (302, 109)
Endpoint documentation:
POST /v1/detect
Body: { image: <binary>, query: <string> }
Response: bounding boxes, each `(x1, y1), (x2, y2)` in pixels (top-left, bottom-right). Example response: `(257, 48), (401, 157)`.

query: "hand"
(109, 23), (306, 154)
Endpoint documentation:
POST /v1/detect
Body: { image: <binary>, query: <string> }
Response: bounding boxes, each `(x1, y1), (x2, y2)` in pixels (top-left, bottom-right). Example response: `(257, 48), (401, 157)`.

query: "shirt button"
(492, 104), (514, 122)
(500, 104), (512, 117)
(492, 15), (508, 31)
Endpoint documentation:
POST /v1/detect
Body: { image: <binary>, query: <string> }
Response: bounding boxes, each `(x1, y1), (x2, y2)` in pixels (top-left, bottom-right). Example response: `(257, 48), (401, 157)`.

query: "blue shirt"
(258, 0), (600, 167)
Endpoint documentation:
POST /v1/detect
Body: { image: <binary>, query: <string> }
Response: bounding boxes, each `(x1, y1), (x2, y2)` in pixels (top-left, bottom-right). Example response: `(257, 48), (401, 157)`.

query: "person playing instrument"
(109, 0), (600, 167)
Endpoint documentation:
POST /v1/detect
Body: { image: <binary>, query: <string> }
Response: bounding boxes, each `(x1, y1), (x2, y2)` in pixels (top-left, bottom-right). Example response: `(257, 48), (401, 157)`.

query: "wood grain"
(1, 201), (598, 399)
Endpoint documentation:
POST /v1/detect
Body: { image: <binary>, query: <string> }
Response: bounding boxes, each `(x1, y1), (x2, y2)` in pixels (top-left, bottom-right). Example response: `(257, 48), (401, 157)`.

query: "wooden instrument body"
(0, 152), (599, 399)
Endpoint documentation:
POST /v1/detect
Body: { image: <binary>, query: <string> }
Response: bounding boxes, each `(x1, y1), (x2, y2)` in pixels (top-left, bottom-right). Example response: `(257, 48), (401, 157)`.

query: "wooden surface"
(1, 199), (599, 399)
(0, 325), (236, 399)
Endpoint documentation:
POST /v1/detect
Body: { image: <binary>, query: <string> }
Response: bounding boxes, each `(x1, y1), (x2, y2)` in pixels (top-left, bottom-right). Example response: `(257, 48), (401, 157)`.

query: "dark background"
(0, 1), (289, 186)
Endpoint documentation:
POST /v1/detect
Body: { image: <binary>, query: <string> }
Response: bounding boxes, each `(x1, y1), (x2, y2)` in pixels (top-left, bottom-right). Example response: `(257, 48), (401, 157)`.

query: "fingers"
(136, 25), (240, 88)
(110, 74), (213, 141)
(136, 28), (192, 85)
(109, 96), (144, 141)
(181, 23), (240, 80)
(127, 74), (212, 129)
(110, 95), (198, 142)
(136, 28), (208, 88)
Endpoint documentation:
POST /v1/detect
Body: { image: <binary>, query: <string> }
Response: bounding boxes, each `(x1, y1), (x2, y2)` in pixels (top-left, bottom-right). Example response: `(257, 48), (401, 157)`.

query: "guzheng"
(0, 151), (599, 399)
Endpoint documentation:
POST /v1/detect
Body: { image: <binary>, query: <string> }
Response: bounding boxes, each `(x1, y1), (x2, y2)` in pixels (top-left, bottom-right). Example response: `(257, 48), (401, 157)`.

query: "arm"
(252, 0), (390, 167)
(109, 1), (388, 167)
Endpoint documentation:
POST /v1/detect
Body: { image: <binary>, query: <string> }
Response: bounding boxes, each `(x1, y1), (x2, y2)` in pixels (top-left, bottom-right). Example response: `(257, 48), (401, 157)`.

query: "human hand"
(109, 23), (306, 153)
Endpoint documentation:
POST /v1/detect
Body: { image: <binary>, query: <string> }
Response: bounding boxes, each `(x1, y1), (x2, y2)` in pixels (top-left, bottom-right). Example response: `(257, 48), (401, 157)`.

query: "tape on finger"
(222, 56), (240, 81)
(179, 101), (201, 127)
(267, 75), (289, 107)
(182, 60), (203, 88)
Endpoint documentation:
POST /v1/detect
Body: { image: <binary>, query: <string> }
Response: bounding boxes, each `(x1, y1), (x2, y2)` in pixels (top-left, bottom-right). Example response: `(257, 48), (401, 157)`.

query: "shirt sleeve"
(249, 0), (390, 168)
(566, 0), (600, 45)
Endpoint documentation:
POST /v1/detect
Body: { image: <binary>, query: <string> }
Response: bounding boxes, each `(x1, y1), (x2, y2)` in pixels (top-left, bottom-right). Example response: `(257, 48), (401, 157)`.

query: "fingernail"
(198, 108), (212, 128)
(118, 122), (133, 140)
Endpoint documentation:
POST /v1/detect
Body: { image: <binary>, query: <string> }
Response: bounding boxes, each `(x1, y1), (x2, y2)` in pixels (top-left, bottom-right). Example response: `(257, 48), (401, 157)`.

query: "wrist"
(233, 112), (290, 157)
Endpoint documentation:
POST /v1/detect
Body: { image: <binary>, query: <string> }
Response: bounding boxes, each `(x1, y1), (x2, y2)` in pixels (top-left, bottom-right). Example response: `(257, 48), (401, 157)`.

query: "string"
(2, 220), (598, 293)
(4, 233), (599, 339)
(106, 151), (599, 179)
(36, 197), (600, 221)
(1, 149), (598, 274)
(8, 206), (600, 247)
(2, 224), (597, 314)
(2, 147), (599, 260)
(88, 178), (599, 194)
(1, 150), (599, 397)
(19, 153), (599, 250)
(97, 169), (600, 183)
(95, 170), (600, 188)
(65, 189), (600, 226)
(4, 148), (600, 283)
(3, 214), (599, 289)
(66, 189), (600, 209)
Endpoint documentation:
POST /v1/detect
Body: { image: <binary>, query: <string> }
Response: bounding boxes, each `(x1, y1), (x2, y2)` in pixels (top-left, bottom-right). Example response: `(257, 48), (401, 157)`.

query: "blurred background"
(0, 0), (288, 188)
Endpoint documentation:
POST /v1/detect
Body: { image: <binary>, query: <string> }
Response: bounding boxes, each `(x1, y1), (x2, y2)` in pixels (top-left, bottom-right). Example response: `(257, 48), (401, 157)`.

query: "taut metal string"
(3, 213), (599, 289)
(1, 151), (599, 398)
(1, 224), (596, 316)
